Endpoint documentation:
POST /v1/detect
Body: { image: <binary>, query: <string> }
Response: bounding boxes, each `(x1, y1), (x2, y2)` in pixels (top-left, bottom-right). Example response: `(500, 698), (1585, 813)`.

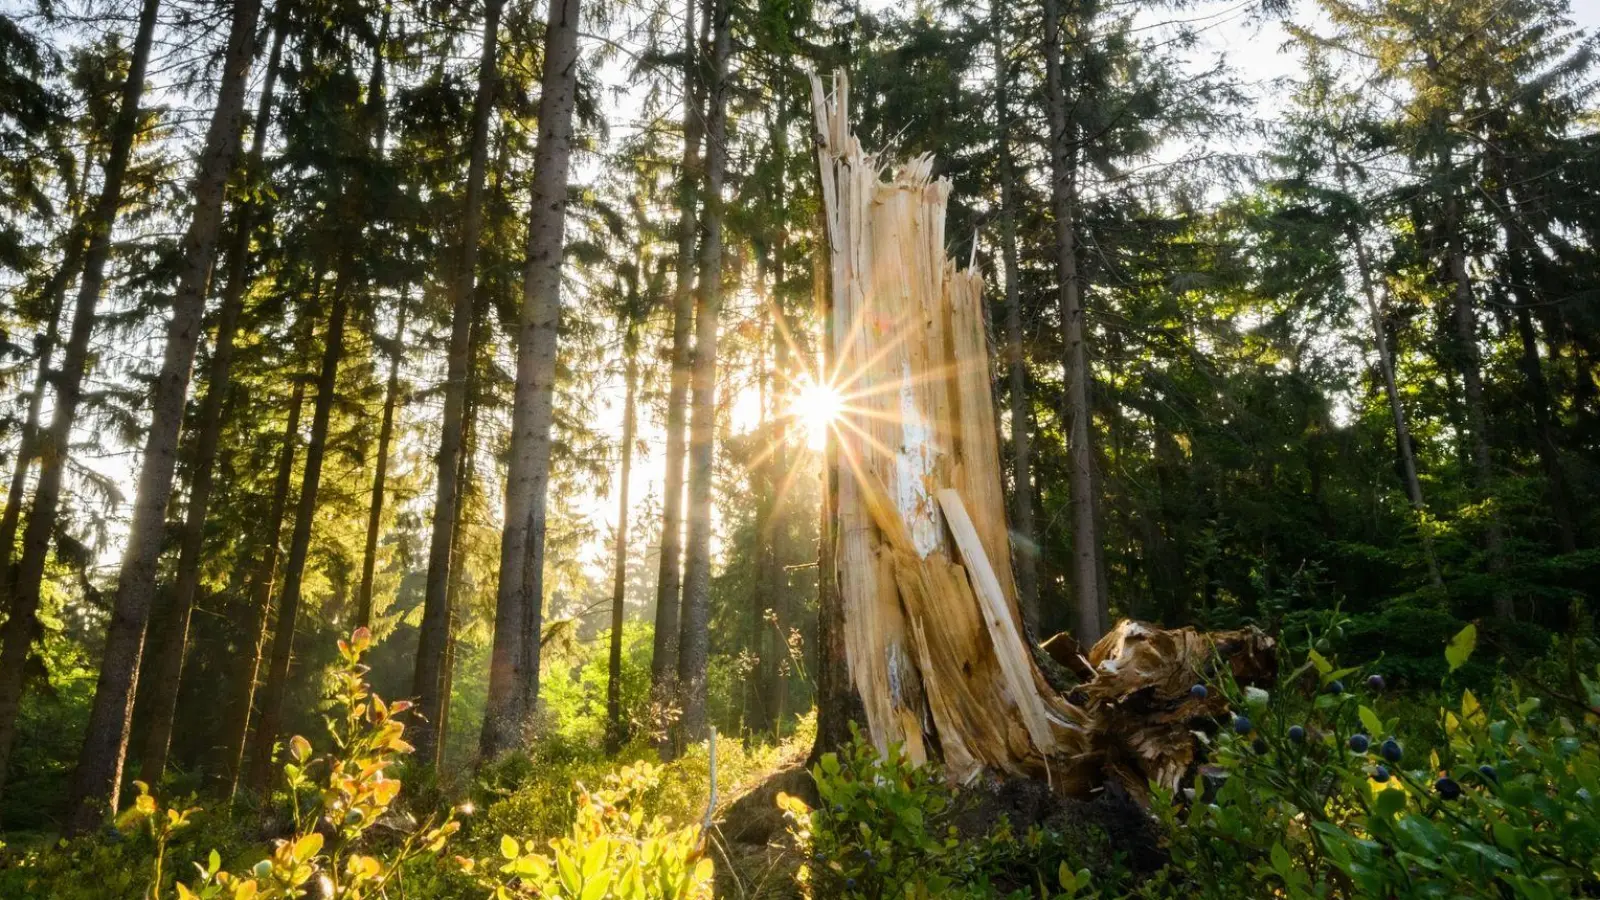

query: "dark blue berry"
(1349, 734), (1370, 754)
(1190, 684), (1208, 700)
(1435, 777), (1461, 800)
(1478, 764), (1498, 783)
(813, 851), (827, 863)
(1234, 715), (1253, 735)
(832, 804), (844, 814)
(1288, 725), (1306, 744)
(1328, 680), (1345, 695)
(1252, 737), (1269, 755)
(845, 877), (857, 889)
(1381, 739), (1403, 763)
(1367, 674), (1385, 691)
(1373, 765), (1390, 783)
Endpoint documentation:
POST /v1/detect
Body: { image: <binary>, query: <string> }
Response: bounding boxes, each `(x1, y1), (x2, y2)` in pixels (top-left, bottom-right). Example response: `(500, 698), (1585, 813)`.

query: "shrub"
(777, 725), (1103, 899)
(483, 762), (713, 899)
(1148, 622), (1600, 900)
(167, 628), (461, 898)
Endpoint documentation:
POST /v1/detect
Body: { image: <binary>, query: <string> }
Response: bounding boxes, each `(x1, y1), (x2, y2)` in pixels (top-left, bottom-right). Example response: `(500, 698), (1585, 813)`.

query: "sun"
(790, 378), (844, 451)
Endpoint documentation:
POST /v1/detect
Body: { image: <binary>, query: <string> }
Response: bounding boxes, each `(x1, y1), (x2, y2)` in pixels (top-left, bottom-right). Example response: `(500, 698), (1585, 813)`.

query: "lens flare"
(790, 379), (843, 451)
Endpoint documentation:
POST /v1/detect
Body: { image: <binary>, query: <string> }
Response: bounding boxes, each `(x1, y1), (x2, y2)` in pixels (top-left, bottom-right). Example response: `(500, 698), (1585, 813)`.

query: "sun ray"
(789, 378), (844, 451)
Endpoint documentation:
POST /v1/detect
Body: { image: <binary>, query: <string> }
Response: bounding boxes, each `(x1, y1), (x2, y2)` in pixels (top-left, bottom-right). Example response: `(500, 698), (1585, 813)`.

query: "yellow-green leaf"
(1446, 624), (1477, 673)
(292, 832), (323, 862)
(501, 835), (519, 860)
(1308, 649), (1333, 676)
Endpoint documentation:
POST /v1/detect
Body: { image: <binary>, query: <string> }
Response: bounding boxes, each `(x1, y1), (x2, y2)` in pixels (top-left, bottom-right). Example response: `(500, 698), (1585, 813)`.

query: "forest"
(0, 0), (1597, 896)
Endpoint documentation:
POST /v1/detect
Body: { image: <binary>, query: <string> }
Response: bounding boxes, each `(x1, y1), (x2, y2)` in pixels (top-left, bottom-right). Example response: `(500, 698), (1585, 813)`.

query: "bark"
(355, 302), (406, 629)
(437, 386), (478, 767)
(0, 0), (161, 806)
(217, 377), (303, 799)
(674, 0), (729, 749)
(64, 0), (265, 831)
(413, 0), (505, 766)
(808, 183), (857, 762)
(750, 297), (776, 734)
(765, 192), (793, 733)
(991, 1), (1039, 627)
(247, 279), (351, 793)
(480, 0), (582, 759)
(605, 323), (640, 754)
(651, 0), (705, 727)
(1042, 0), (1104, 642)
(137, 13), (289, 789)
(1347, 220), (1444, 589)
(1439, 185), (1509, 615)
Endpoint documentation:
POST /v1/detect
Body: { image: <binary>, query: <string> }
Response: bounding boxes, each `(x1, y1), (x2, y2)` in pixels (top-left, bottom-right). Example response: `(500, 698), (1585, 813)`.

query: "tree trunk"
(807, 71), (1082, 782)
(0, 220), (86, 577)
(1347, 221), (1444, 589)
(247, 277), (351, 793)
(808, 180), (859, 762)
(437, 386), (478, 768)
(750, 293), (776, 735)
(412, 0), (505, 767)
(479, 0), (582, 760)
(356, 303), (406, 630)
(217, 375), (303, 799)
(674, 0), (730, 750)
(0, 0), (161, 806)
(1042, 0), (1103, 642)
(1441, 185), (1509, 616)
(606, 323), (639, 754)
(651, 0), (706, 733)
(64, 0), (265, 832)
(137, 13), (289, 789)
(765, 178), (793, 734)
(991, 0), (1038, 627)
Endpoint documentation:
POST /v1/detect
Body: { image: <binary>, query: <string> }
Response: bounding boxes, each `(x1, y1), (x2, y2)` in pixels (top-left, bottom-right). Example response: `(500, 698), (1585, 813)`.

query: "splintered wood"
(810, 69), (1277, 800)
(809, 69), (1088, 788)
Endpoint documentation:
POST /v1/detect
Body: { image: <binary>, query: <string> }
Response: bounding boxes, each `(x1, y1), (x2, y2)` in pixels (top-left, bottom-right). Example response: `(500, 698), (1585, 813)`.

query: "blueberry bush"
(1147, 621), (1600, 900)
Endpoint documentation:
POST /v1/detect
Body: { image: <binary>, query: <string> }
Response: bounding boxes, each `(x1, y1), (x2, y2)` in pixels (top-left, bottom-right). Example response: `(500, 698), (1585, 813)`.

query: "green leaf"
(1359, 705), (1384, 737)
(1446, 624), (1477, 673)
(820, 753), (841, 777)
(1394, 815), (1446, 856)
(1459, 841), (1519, 870)
(1271, 841), (1292, 875)
(501, 834), (519, 860)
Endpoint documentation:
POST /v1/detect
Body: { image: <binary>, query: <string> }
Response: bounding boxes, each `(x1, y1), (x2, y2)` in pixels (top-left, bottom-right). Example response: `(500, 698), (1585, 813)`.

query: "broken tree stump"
(808, 68), (1278, 802)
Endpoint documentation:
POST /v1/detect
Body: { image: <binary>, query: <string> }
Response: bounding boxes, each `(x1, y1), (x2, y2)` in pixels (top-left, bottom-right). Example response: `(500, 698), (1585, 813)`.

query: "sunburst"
(789, 376), (844, 451)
